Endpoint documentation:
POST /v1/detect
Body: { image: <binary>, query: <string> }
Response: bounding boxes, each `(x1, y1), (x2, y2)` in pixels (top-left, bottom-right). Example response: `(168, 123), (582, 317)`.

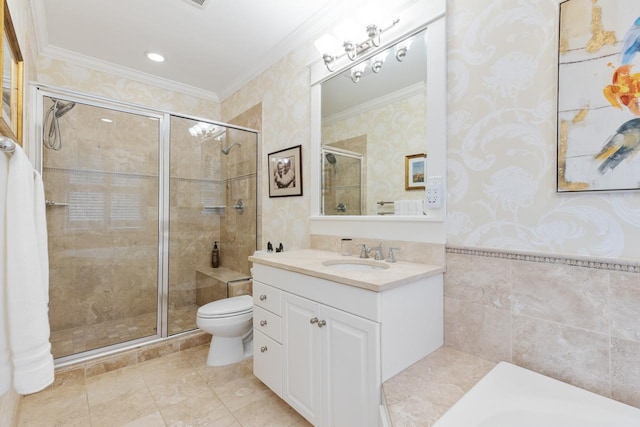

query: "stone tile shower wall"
(323, 136), (366, 216)
(168, 116), (224, 311)
(222, 104), (261, 276)
(43, 100), (160, 351)
(444, 247), (640, 408)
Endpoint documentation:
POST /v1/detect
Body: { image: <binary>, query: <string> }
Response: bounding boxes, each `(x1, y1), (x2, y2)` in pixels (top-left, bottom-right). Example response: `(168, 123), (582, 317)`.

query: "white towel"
(0, 153), (10, 395)
(394, 200), (425, 216)
(5, 147), (54, 394)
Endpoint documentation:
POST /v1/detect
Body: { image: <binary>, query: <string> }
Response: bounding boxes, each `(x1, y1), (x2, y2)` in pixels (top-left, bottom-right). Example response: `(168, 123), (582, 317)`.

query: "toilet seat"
(197, 295), (253, 319)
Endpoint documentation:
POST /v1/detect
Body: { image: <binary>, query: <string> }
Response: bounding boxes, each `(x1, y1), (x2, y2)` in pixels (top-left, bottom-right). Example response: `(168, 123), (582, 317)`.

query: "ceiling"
(31, 0), (409, 102)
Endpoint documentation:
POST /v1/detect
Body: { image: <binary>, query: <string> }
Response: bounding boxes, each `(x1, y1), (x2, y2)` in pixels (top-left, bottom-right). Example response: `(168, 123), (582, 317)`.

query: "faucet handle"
(387, 247), (400, 263)
(356, 243), (369, 259)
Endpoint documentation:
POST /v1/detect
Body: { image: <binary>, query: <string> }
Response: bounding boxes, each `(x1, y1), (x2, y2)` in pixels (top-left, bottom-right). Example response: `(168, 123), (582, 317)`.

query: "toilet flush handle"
(259, 294), (267, 301)
(260, 320), (268, 327)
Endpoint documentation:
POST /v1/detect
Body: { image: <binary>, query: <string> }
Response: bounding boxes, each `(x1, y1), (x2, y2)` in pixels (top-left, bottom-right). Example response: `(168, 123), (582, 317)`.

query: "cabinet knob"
(260, 320), (268, 327)
(310, 317), (319, 324)
(318, 320), (326, 328)
(260, 295), (267, 301)
(260, 346), (268, 353)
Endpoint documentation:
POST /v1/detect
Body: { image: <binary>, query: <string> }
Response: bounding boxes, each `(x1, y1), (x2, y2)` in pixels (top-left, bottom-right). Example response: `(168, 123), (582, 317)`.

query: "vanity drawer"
(253, 280), (281, 315)
(253, 305), (282, 343)
(253, 330), (282, 397)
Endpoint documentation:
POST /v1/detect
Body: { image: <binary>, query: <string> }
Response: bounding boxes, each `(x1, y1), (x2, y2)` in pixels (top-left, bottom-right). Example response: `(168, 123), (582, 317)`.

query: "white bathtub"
(433, 362), (640, 427)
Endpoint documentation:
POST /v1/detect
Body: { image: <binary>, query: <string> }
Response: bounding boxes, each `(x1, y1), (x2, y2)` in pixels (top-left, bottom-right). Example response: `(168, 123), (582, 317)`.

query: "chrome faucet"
(356, 243), (369, 259)
(386, 247), (400, 263)
(372, 242), (384, 260)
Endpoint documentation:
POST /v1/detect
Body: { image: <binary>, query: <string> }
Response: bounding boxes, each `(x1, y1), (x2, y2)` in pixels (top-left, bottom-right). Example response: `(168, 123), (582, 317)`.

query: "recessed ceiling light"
(101, 118), (113, 123)
(146, 51), (165, 62)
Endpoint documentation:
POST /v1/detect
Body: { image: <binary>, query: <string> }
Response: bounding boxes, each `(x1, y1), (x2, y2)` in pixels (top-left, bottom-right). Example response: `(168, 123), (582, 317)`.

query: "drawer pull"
(260, 320), (268, 327)
(310, 317), (319, 324)
(260, 346), (268, 353)
(260, 294), (267, 301)
(318, 320), (326, 328)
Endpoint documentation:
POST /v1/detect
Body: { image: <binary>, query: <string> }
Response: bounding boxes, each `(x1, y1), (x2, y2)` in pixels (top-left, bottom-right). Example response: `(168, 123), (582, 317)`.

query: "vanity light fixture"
(370, 51), (389, 73)
(145, 51), (165, 62)
(319, 18), (399, 72)
(350, 62), (367, 83)
(395, 37), (414, 62)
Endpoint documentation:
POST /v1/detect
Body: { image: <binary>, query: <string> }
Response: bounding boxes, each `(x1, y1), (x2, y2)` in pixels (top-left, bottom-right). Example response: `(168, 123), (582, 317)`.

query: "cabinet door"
(253, 330), (282, 396)
(282, 293), (321, 425)
(321, 305), (380, 427)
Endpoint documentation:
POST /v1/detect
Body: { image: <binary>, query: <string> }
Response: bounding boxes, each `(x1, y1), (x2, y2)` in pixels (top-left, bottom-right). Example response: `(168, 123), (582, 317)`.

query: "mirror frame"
(309, 0), (447, 243)
(0, 0), (23, 144)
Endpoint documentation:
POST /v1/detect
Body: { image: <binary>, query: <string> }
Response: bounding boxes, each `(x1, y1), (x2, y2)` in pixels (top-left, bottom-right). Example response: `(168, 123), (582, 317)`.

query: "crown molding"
(322, 81), (425, 126)
(39, 44), (219, 102)
(217, 0), (356, 101)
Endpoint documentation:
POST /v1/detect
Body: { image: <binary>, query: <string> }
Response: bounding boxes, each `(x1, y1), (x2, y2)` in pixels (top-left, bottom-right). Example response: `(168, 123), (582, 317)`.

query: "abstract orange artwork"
(558, 0), (640, 191)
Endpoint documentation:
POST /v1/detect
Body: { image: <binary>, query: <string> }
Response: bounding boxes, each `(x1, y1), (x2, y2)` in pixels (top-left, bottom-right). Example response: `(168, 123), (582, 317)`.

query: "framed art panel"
(558, 0), (640, 192)
(268, 145), (303, 197)
(0, 0), (23, 144)
(405, 153), (426, 190)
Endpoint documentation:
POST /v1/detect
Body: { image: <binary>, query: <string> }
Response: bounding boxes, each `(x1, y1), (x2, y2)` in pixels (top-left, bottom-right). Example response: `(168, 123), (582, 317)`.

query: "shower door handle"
(45, 200), (69, 207)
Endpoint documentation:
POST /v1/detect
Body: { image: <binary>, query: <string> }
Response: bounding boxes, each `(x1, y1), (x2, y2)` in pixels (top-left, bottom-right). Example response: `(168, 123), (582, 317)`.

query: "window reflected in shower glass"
(42, 98), (161, 359)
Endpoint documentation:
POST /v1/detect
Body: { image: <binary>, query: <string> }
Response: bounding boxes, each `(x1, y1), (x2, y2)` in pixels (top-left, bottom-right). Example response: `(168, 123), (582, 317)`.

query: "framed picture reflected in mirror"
(405, 153), (426, 190)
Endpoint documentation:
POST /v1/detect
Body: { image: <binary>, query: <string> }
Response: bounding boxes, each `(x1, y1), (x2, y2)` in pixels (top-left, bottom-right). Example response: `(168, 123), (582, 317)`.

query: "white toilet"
(196, 295), (254, 366)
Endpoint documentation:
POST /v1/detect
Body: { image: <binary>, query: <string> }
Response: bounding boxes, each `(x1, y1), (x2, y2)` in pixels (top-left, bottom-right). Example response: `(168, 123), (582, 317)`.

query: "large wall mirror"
(309, 0), (447, 243)
(321, 28), (427, 216)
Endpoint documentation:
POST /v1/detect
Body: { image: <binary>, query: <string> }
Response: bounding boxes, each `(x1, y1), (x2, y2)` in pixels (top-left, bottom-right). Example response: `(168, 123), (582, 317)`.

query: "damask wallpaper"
(447, 0), (640, 260)
(37, 57), (221, 120)
(32, 0), (640, 260)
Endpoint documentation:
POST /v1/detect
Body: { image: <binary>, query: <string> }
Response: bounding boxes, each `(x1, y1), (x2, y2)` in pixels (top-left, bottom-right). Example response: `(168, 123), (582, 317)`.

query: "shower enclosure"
(321, 147), (364, 215)
(36, 88), (258, 362)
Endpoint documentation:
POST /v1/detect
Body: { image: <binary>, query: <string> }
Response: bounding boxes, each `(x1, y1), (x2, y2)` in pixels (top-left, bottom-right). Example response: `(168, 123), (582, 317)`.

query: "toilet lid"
(197, 295), (253, 318)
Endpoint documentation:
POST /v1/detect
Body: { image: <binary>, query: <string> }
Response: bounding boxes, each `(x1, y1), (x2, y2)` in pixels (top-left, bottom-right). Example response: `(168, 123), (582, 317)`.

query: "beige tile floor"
(17, 344), (311, 427)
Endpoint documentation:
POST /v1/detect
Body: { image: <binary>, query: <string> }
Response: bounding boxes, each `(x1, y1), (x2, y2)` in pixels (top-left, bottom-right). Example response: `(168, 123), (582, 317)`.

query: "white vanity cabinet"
(282, 292), (379, 426)
(250, 259), (444, 427)
(252, 280), (283, 396)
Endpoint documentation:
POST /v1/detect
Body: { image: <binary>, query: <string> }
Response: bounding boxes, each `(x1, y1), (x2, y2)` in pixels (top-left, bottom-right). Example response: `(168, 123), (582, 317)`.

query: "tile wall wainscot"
(444, 246), (640, 408)
(310, 234), (445, 266)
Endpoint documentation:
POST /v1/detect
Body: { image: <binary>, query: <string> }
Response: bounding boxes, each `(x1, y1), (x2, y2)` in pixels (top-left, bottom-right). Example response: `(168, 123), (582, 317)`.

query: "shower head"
(325, 152), (337, 164)
(221, 142), (241, 155)
(54, 101), (76, 118)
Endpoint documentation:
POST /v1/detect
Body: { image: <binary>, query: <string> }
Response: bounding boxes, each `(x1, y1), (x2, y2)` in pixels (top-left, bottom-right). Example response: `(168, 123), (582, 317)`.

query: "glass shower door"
(167, 117), (258, 335)
(42, 95), (161, 359)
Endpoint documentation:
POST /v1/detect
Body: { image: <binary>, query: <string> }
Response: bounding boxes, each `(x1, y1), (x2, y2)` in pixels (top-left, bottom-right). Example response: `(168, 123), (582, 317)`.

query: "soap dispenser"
(211, 241), (220, 268)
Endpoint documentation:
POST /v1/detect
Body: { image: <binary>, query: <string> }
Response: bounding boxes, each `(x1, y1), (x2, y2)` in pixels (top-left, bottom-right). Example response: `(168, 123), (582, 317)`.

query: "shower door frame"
(31, 84), (259, 366)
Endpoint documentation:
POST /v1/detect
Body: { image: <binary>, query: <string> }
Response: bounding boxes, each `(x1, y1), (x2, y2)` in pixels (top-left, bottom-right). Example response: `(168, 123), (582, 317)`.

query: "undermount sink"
(321, 259), (389, 271)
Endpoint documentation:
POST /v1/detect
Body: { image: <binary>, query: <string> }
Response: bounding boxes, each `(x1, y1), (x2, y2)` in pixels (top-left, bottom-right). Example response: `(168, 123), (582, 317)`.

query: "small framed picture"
(405, 153), (426, 190)
(268, 145), (303, 197)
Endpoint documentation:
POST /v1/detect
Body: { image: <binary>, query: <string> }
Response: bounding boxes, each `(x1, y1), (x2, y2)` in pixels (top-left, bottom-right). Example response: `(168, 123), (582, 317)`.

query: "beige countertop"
(383, 346), (496, 426)
(249, 249), (445, 292)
